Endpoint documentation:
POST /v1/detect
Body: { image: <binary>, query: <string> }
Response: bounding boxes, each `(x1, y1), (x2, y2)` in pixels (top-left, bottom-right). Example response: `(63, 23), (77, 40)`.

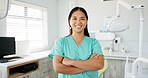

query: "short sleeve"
(48, 38), (64, 59)
(92, 38), (103, 54)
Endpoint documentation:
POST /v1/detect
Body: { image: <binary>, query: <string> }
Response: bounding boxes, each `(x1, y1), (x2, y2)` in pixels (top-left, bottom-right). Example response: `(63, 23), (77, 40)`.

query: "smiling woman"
(49, 7), (104, 78)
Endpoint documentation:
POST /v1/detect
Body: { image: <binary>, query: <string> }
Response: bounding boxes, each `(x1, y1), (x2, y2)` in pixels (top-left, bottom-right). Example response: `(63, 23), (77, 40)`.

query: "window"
(6, 1), (48, 52)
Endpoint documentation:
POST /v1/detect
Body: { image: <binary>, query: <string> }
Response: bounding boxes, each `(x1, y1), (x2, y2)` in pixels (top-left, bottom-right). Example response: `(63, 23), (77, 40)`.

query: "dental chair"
(98, 59), (108, 78)
(124, 57), (148, 78)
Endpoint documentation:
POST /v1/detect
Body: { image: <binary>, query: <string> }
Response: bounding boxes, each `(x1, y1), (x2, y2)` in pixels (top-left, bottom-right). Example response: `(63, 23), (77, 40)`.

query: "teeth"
(76, 26), (81, 28)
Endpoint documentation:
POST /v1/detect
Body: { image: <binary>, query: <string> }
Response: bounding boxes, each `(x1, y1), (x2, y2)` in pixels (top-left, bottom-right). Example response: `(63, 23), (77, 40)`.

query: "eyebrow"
(71, 16), (86, 19)
(80, 17), (86, 19)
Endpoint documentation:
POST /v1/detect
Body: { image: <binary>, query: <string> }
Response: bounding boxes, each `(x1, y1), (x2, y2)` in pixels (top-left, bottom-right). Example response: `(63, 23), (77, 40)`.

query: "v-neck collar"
(70, 35), (85, 48)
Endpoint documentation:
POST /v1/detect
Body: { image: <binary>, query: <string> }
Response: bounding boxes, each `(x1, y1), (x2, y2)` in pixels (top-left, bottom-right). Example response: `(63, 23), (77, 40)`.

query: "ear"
(86, 21), (88, 27)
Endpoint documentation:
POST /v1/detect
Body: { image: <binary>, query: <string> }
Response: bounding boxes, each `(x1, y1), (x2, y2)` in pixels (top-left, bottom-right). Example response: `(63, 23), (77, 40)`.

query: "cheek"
(83, 22), (87, 28)
(70, 22), (73, 28)
(70, 21), (75, 27)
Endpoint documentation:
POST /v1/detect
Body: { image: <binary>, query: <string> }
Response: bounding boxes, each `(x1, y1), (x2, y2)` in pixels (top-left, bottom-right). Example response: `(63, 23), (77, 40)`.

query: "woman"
(48, 7), (104, 78)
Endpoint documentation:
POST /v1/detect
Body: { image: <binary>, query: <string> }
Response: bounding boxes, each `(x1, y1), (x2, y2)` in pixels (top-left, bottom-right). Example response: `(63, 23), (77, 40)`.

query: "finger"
(90, 53), (96, 58)
(90, 53), (98, 58)
(94, 54), (99, 58)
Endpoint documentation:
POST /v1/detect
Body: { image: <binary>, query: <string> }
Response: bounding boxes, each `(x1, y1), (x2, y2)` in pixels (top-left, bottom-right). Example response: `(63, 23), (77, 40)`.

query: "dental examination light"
(107, 0), (134, 32)
(103, 16), (129, 32)
(102, 0), (144, 33)
(0, 0), (11, 19)
(104, 0), (144, 57)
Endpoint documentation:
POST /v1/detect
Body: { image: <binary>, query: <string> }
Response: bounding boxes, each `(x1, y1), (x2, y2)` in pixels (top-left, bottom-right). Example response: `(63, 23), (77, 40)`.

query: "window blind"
(6, 3), (48, 52)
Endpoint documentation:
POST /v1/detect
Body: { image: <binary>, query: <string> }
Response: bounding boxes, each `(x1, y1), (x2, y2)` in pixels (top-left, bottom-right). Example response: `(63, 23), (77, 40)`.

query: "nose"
(75, 19), (82, 25)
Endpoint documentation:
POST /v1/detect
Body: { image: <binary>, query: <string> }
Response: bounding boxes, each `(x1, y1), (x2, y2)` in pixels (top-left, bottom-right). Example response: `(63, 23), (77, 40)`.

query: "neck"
(72, 32), (84, 40)
(71, 32), (85, 46)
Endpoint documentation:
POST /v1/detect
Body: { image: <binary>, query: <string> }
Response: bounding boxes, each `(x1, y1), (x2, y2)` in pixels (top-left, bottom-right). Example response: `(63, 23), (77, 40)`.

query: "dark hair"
(68, 7), (90, 37)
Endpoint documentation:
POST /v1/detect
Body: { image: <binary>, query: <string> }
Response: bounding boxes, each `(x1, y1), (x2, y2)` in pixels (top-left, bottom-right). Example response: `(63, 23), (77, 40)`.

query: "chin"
(75, 30), (83, 33)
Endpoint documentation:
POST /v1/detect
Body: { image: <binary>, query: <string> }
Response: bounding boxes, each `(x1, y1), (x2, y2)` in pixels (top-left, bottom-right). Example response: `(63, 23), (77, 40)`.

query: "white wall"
(58, 0), (70, 37)
(0, 0), (58, 49)
(0, 19), (6, 36)
(58, 0), (148, 56)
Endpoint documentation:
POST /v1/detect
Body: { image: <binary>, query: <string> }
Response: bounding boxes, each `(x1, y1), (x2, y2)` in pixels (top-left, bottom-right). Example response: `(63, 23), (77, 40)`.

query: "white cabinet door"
(38, 58), (49, 78)
(47, 58), (58, 78)
(38, 58), (58, 78)
(104, 59), (126, 78)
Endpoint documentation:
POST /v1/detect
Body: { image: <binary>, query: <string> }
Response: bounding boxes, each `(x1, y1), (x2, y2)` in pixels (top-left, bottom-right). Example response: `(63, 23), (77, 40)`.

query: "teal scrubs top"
(48, 35), (103, 78)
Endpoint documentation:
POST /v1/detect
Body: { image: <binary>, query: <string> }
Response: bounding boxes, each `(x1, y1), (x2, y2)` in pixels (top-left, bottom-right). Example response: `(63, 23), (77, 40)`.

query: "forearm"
(63, 55), (104, 71)
(53, 55), (84, 74)
(53, 62), (85, 74)
(71, 58), (103, 71)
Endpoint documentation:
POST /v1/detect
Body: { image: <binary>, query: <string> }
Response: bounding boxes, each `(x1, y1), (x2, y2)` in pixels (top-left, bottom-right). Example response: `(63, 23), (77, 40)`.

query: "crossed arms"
(53, 53), (104, 74)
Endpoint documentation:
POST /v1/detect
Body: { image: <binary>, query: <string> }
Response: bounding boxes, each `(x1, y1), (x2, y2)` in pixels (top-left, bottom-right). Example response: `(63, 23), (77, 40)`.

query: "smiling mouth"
(76, 26), (82, 28)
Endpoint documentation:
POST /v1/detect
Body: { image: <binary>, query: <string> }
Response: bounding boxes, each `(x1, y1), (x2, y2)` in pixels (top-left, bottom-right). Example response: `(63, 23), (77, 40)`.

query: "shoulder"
(56, 35), (70, 43)
(84, 36), (101, 46)
(85, 36), (98, 42)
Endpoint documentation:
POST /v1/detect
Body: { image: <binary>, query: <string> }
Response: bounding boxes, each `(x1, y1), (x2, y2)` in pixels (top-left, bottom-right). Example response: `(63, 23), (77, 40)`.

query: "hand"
(89, 52), (98, 59)
(62, 58), (73, 66)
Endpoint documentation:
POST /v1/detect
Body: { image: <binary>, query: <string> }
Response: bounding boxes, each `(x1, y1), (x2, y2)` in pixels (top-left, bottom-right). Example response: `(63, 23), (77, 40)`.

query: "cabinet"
(103, 59), (126, 78)
(8, 60), (39, 78)
(0, 51), (59, 78)
(7, 57), (58, 78)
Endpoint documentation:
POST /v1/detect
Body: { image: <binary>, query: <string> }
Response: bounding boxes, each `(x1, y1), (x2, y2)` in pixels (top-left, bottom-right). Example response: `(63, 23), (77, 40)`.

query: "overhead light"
(108, 18), (129, 32)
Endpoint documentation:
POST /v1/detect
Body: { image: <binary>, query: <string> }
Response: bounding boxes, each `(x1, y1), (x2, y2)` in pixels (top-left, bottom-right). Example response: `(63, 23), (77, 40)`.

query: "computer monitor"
(0, 37), (15, 59)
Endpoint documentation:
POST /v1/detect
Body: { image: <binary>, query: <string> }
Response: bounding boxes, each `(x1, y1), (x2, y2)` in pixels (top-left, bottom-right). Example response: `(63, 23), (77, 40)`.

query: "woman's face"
(70, 10), (87, 34)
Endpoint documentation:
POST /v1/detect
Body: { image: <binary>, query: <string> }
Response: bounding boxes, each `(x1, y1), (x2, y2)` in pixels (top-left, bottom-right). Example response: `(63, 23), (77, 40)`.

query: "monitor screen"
(0, 37), (15, 59)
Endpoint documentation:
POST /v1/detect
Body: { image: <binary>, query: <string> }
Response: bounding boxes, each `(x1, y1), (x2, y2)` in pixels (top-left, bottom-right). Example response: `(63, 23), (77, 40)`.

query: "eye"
(72, 18), (77, 20)
(71, 16), (77, 20)
(81, 18), (85, 20)
(81, 17), (86, 20)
